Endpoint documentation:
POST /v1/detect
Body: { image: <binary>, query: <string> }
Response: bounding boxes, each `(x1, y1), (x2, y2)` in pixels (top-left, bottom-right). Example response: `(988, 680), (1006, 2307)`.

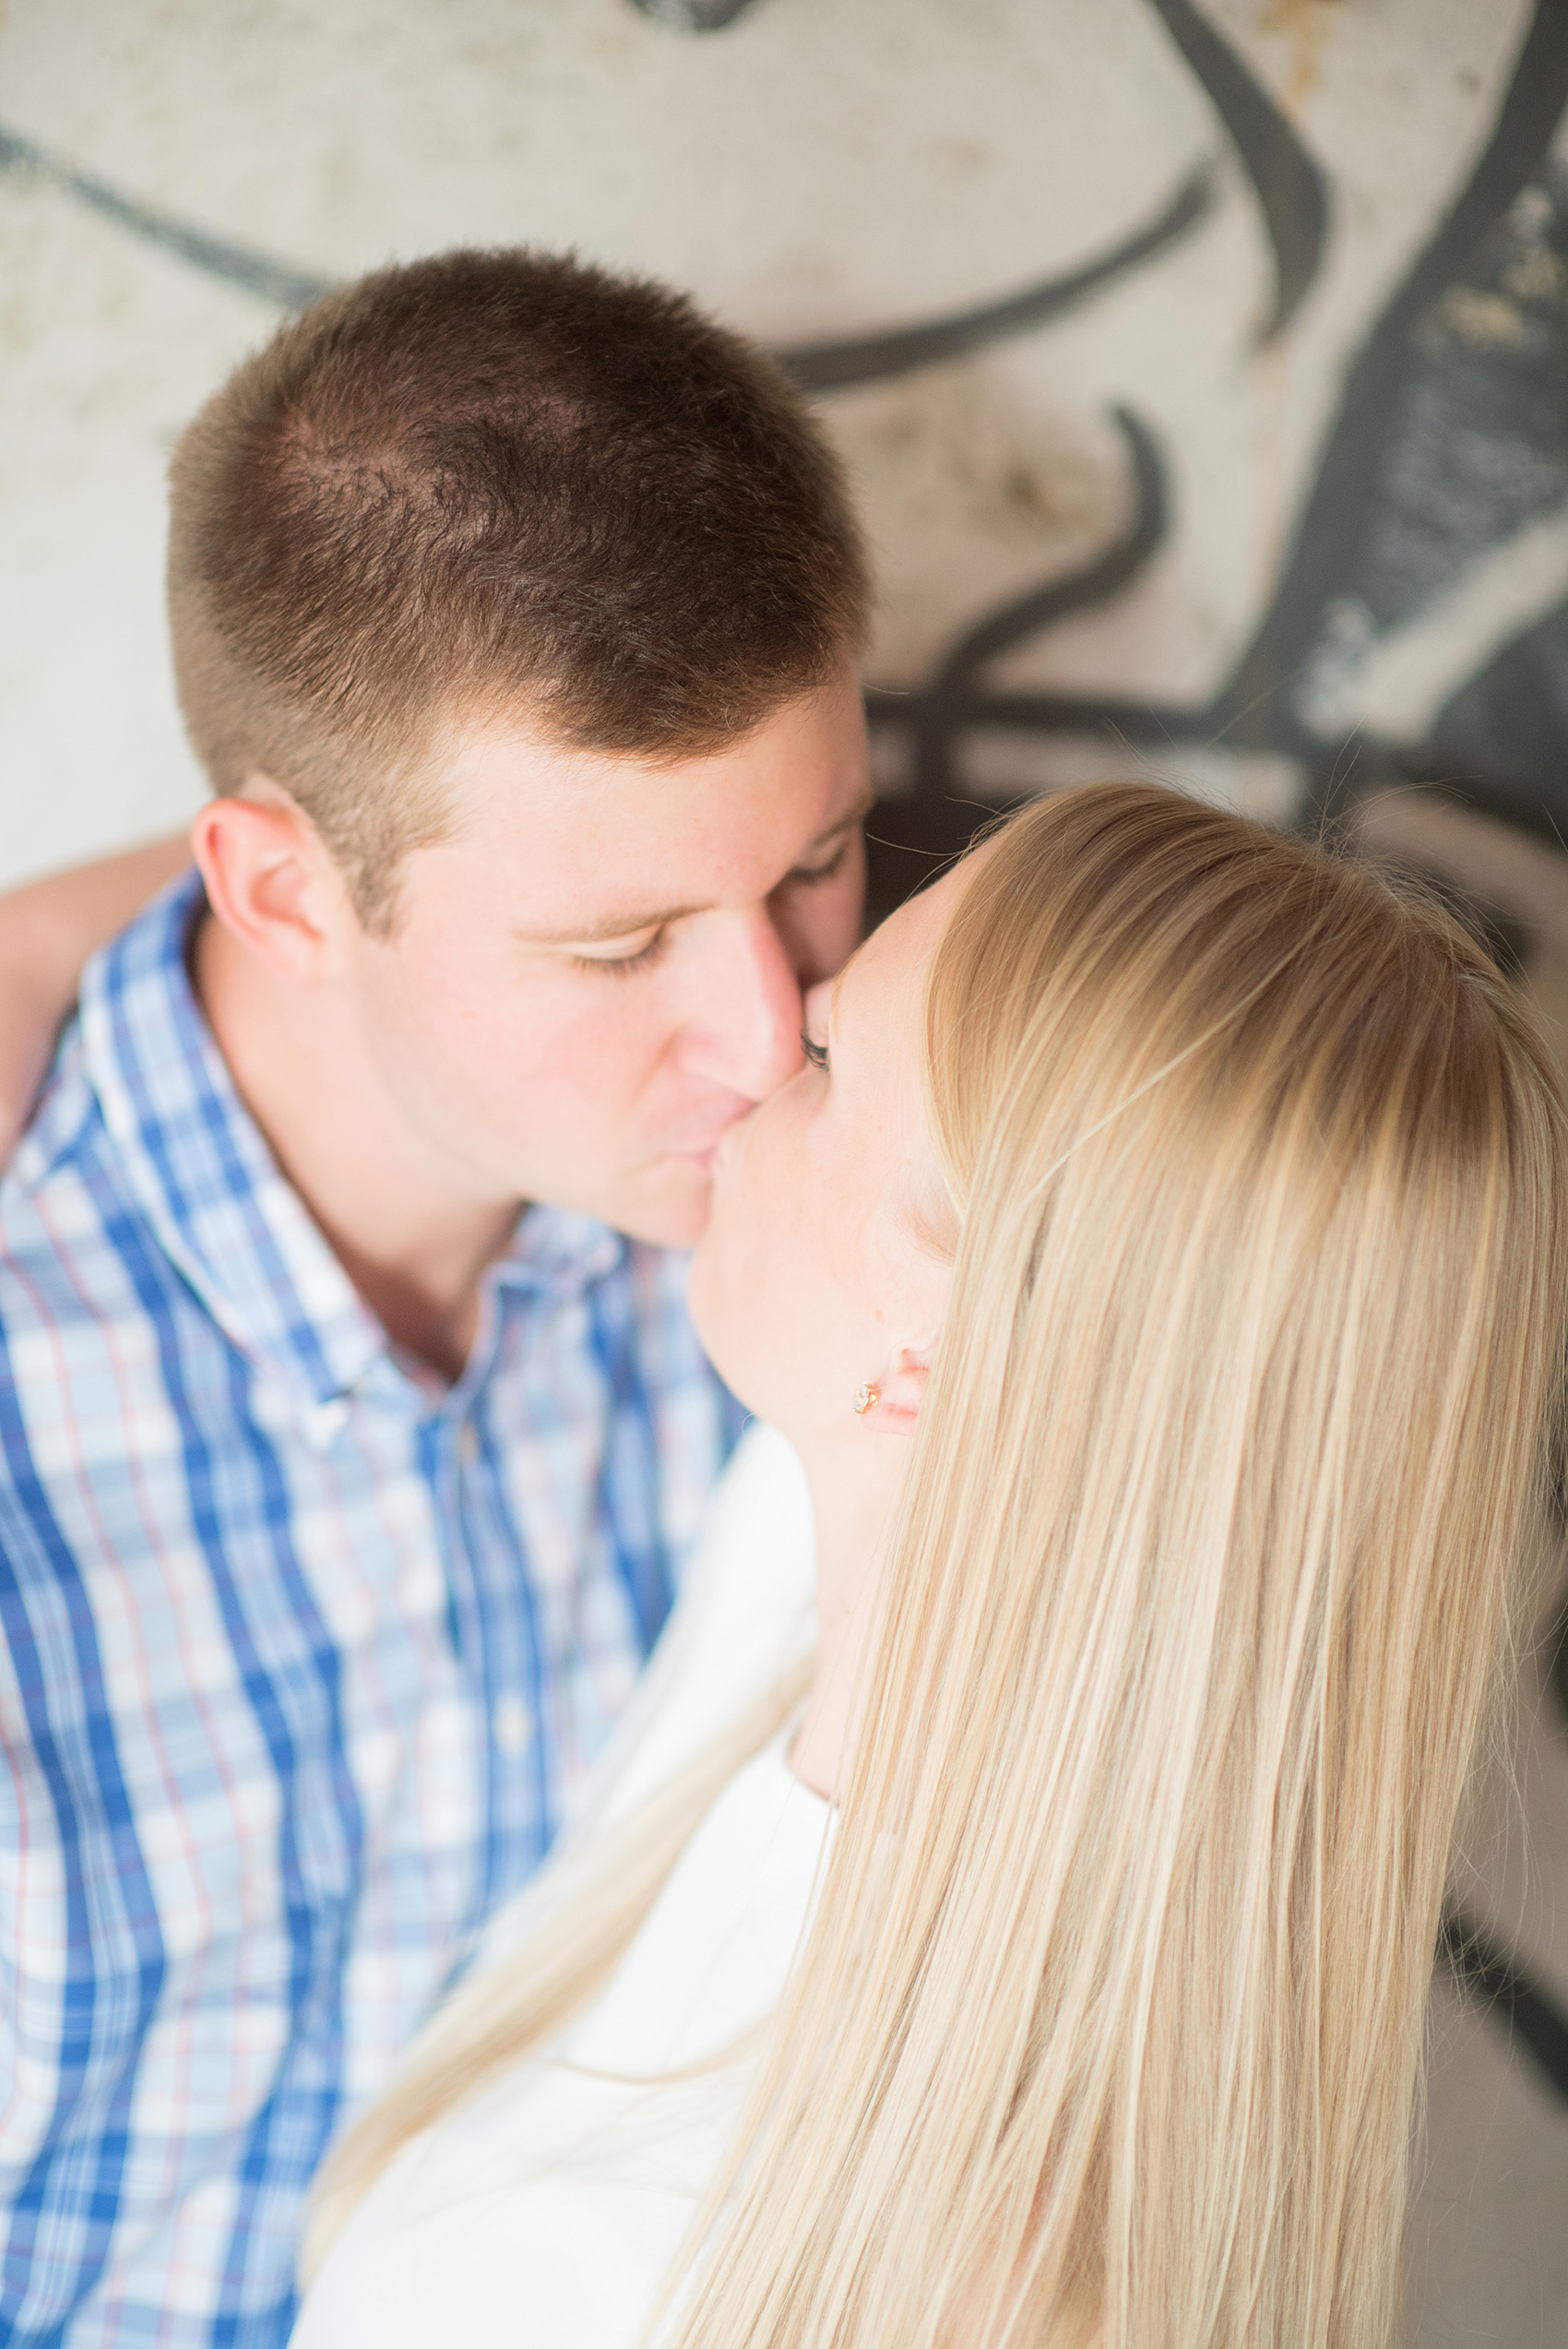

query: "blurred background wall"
(5, 0), (1568, 889)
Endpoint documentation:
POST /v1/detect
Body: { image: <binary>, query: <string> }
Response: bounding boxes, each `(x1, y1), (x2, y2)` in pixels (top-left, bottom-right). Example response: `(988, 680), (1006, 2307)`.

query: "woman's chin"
(685, 1239), (730, 1367)
(685, 1253), (767, 1422)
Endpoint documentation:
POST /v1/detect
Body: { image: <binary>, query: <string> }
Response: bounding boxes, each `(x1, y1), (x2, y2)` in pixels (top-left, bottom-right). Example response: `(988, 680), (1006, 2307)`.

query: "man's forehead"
(429, 692), (872, 927)
(527, 786), (875, 943)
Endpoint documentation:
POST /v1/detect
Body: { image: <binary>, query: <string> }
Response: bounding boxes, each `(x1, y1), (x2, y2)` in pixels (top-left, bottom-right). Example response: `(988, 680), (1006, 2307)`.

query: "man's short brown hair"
(167, 248), (870, 926)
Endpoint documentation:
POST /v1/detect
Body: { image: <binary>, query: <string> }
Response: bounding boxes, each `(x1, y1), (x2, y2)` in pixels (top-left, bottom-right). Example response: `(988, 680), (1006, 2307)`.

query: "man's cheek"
(511, 1007), (645, 1122)
(805, 878), (866, 986)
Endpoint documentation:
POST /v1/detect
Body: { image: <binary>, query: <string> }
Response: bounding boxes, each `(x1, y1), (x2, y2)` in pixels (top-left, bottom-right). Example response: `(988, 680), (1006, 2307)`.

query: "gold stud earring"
(853, 1383), (880, 1415)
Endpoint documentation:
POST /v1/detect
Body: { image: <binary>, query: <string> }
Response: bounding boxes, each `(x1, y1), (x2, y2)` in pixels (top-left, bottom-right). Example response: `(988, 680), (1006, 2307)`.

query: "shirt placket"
(424, 1294), (553, 1942)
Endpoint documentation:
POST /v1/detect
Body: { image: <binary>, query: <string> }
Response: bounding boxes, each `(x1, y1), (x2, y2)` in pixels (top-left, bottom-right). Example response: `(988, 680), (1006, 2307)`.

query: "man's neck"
(193, 912), (520, 1383)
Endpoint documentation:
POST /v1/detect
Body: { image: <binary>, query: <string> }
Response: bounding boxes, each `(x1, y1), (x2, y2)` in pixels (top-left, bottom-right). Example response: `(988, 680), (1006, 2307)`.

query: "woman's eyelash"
(801, 1031), (830, 1072)
(572, 931), (670, 979)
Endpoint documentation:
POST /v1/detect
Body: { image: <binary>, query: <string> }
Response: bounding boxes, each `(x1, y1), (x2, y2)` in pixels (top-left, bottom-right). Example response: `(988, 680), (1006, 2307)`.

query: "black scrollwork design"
(1441, 1911), (1568, 2102)
(1217, 0), (1568, 792)
(866, 406), (1168, 809)
(0, 121), (332, 312)
(628, 0), (769, 28)
(777, 167), (1215, 394)
(1146, 0), (1329, 343)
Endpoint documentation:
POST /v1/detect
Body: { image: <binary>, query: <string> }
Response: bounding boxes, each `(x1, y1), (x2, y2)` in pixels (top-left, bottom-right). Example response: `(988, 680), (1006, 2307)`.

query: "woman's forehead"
(848, 848), (983, 1007)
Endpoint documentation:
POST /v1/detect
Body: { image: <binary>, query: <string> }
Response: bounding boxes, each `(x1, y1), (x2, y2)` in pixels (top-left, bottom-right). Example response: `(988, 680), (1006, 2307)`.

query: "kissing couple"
(0, 250), (1563, 2349)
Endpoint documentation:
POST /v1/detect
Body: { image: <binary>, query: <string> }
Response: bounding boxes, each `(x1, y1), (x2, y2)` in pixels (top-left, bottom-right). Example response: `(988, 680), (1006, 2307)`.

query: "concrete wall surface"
(6, 1), (1568, 884)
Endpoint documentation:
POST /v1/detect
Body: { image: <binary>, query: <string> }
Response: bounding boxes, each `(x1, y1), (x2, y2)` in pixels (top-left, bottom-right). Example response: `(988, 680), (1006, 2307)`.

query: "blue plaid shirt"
(0, 876), (738, 2347)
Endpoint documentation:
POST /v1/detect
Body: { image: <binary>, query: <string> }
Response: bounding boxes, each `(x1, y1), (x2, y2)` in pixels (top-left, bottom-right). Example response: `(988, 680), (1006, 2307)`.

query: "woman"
(294, 780), (1566, 2349)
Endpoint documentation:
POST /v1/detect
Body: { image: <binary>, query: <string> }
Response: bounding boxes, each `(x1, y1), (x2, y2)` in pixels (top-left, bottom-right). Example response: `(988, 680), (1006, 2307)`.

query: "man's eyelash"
(786, 838), (851, 888)
(572, 931), (670, 979)
(801, 1031), (830, 1072)
(570, 833), (857, 973)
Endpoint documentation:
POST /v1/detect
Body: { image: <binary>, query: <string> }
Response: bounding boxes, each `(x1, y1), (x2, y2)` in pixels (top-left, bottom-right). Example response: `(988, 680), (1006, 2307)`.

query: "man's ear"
(868, 1342), (934, 1433)
(191, 781), (354, 985)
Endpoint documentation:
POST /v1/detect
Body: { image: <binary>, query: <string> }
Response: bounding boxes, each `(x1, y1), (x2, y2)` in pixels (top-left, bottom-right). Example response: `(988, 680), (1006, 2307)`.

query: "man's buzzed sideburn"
(0, 246), (870, 2349)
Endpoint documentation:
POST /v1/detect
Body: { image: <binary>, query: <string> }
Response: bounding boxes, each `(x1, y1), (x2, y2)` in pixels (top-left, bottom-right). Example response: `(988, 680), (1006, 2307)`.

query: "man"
(0, 248), (871, 2345)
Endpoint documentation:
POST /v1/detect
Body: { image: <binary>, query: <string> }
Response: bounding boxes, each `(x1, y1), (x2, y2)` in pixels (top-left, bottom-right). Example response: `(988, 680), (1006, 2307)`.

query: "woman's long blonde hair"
(309, 782), (1568, 2349)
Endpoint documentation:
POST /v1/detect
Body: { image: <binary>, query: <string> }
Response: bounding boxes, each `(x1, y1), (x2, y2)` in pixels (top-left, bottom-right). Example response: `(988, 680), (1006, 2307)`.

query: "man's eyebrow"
(518, 900), (702, 947)
(518, 790), (879, 947)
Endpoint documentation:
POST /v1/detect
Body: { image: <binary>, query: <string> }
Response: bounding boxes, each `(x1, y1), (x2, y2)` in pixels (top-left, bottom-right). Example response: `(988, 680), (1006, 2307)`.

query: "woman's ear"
(867, 1343), (933, 1433)
(192, 780), (353, 985)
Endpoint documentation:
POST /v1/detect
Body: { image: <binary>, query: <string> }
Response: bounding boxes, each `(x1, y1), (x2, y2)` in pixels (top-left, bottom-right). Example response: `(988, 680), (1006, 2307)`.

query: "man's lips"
(652, 1130), (732, 1174)
(642, 1091), (757, 1176)
(655, 1114), (754, 1177)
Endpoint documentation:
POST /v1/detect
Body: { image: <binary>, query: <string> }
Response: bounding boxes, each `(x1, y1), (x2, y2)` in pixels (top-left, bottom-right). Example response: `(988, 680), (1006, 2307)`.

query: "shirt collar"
(79, 871), (626, 1416)
(493, 1204), (625, 1298)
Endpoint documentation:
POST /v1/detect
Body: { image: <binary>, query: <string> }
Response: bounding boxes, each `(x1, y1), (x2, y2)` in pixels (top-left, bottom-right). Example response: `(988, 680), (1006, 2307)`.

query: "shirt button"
(494, 1692), (535, 1756)
(457, 1420), (480, 1468)
(302, 1397), (350, 1450)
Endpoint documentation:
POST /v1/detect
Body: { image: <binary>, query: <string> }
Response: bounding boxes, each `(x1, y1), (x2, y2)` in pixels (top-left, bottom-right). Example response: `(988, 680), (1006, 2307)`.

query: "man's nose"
(679, 906), (803, 1102)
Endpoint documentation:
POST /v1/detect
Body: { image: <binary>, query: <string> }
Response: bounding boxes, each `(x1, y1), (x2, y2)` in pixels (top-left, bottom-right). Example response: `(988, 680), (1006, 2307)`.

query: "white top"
(291, 1425), (823, 2349)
